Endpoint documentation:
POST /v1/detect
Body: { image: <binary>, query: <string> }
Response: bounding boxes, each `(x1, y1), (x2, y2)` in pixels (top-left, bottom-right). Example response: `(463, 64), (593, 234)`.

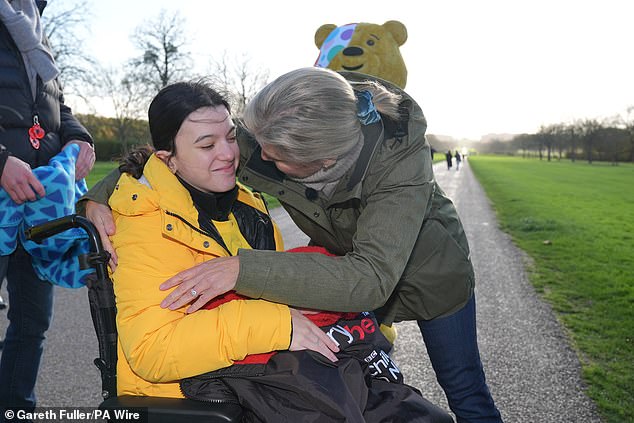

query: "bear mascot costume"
(314, 20), (408, 88)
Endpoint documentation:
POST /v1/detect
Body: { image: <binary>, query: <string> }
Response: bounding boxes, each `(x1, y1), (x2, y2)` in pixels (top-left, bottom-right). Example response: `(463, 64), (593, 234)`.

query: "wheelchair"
(26, 215), (243, 422)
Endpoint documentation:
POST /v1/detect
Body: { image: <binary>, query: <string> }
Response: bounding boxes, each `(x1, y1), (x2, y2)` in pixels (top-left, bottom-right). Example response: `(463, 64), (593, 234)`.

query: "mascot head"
(314, 20), (408, 88)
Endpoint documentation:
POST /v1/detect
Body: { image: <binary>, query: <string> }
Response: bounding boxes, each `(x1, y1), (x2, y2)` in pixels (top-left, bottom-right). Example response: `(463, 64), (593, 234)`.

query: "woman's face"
(260, 144), (324, 178)
(166, 106), (239, 193)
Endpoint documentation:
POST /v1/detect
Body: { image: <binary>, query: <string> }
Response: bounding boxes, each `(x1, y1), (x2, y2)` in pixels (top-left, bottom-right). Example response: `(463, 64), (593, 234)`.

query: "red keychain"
(29, 115), (45, 149)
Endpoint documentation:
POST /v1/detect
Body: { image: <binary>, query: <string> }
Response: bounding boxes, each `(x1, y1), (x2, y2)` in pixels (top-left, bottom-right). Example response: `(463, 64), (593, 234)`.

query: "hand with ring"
(160, 256), (239, 314)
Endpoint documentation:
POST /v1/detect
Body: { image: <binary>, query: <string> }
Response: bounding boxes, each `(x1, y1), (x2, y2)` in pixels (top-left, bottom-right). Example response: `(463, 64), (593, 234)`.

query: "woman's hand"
(65, 140), (95, 180)
(289, 308), (339, 362)
(85, 200), (118, 269)
(160, 256), (239, 313)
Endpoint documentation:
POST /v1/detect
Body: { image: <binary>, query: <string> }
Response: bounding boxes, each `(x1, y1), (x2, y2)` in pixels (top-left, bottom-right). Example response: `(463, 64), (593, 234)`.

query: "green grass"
(86, 161), (118, 188)
(85, 161), (281, 208)
(469, 156), (634, 423)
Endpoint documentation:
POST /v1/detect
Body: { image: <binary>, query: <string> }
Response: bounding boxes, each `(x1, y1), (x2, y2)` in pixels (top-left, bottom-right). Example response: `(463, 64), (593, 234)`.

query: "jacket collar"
(143, 153), (263, 218)
(142, 154), (199, 223)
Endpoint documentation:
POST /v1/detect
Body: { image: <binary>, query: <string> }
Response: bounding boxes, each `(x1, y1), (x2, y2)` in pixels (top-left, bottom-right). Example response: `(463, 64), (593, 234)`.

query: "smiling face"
(160, 106), (239, 193)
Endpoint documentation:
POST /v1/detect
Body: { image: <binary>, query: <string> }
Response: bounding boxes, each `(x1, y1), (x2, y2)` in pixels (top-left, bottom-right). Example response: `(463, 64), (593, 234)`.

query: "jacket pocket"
(394, 219), (474, 321)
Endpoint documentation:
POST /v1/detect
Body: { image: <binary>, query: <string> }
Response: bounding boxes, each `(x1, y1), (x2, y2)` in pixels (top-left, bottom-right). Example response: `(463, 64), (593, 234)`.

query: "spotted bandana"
(314, 23), (357, 68)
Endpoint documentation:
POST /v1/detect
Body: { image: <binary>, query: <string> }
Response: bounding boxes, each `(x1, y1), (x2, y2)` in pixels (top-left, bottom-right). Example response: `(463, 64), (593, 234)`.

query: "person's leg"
(0, 247), (54, 415)
(0, 257), (8, 350)
(0, 256), (7, 311)
(418, 295), (502, 423)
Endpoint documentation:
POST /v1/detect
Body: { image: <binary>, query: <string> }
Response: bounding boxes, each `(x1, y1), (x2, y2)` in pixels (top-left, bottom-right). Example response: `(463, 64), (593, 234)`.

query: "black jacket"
(182, 311), (453, 423)
(0, 2), (92, 175)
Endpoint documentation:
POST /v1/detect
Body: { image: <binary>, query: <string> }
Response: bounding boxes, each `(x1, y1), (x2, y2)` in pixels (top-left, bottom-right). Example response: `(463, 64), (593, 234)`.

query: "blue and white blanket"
(0, 144), (94, 288)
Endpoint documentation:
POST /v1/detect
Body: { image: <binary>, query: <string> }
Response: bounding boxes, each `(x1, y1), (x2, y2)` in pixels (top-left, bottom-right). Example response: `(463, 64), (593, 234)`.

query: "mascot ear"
(315, 24), (337, 48)
(383, 20), (407, 46)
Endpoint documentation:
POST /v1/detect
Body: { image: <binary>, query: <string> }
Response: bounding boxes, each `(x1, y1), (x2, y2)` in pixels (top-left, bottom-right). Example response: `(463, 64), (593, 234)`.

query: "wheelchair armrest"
(100, 395), (243, 422)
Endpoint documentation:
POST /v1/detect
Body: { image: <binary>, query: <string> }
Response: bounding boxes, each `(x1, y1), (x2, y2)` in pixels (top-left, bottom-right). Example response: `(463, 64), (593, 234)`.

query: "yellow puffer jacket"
(108, 154), (290, 398)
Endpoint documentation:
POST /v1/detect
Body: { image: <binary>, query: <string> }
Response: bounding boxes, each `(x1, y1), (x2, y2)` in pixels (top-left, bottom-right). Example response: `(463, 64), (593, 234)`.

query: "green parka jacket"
(81, 72), (474, 324)
(235, 72), (474, 324)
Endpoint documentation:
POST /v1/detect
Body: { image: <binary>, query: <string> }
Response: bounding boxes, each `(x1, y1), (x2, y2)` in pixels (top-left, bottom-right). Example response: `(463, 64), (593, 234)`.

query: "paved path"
(0, 159), (603, 422)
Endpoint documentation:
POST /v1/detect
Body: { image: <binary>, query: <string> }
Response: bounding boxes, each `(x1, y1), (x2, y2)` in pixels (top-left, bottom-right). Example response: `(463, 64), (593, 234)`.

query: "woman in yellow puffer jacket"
(107, 81), (339, 398)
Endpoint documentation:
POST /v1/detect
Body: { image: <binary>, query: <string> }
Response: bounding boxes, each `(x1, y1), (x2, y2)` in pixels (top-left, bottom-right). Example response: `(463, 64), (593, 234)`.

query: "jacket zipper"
(178, 383), (241, 404)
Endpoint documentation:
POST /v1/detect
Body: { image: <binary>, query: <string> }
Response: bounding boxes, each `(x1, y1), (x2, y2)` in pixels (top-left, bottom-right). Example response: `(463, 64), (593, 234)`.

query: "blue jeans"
(0, 246), (54, 415)
(418, 295), (502, 423)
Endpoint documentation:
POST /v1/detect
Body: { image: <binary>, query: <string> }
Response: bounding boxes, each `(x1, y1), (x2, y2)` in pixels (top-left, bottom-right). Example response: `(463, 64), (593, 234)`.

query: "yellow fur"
(315, 21), (408, 88)
(380, 323), (398, 345)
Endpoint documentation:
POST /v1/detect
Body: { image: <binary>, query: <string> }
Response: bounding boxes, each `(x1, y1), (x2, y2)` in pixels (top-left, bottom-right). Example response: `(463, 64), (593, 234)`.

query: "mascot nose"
(342, 46), (364, 57)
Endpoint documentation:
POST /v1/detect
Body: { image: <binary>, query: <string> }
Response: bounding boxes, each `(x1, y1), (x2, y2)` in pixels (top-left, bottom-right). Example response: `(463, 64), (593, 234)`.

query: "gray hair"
(243, 67), (401, 163)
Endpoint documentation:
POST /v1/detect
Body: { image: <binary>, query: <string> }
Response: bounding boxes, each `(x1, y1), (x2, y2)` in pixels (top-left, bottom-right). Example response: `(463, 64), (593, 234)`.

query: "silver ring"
(190, 289), (198, 297)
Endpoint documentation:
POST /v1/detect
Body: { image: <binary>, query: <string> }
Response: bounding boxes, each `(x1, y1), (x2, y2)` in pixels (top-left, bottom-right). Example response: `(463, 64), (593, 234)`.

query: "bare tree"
(93, 66), (148, 153)
(575, 118), (603, 164)
(622, 106), (634, 163)
(128, 10), (192, 95)
(565, 123), (578, 162)
(208, 52), (269, 116)
(550, 123), (567, 160)
(42, 0), (96, 98)
(538, 125), (558, 161)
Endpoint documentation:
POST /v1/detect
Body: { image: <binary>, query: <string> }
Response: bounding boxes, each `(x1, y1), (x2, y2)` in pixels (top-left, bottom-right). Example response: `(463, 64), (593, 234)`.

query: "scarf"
(0, 0), (59, 98)
(289, 138), (363, 199)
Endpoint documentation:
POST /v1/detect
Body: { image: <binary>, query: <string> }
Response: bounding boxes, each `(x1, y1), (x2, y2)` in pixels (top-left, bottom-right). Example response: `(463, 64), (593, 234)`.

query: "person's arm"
(58, 99), (95, 180)
(236, 142), (434, 312)
(75, 168), (122, 267)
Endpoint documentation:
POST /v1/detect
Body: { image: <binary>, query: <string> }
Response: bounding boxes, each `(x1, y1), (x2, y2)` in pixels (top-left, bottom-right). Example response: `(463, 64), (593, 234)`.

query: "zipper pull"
(29, 115), (45, 150)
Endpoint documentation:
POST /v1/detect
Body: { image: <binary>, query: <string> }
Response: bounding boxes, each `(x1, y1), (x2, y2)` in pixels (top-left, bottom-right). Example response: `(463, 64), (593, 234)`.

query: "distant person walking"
(445, 150), (453, 170)
(455, 150), (462, 170)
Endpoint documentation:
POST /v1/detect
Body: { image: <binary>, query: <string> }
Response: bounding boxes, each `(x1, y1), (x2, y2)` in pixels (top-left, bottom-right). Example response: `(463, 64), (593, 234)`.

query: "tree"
(538, 125), (557, 161)
(621, 106), (634, 163)
(575, 119), (603, 164)
(42, 0), (95, 98)
(93, 66), (148, 154)
(566, 123), (579, 162)
(207, 52), (269, 116)
(128, 10), (192, 95)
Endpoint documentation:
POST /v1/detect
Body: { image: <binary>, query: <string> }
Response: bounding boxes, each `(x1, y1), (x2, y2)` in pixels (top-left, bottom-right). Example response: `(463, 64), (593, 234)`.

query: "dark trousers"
(0, 246), (54, 418)
(418, 295), (503, 423)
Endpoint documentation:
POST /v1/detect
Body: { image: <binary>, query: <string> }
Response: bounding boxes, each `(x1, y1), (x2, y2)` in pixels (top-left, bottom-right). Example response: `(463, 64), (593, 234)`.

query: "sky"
(64, 0), (634, 140)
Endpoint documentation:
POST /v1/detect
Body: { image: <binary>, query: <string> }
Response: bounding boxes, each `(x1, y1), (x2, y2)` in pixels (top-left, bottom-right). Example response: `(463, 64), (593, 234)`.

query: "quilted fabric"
(0, 144), (93, 288)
